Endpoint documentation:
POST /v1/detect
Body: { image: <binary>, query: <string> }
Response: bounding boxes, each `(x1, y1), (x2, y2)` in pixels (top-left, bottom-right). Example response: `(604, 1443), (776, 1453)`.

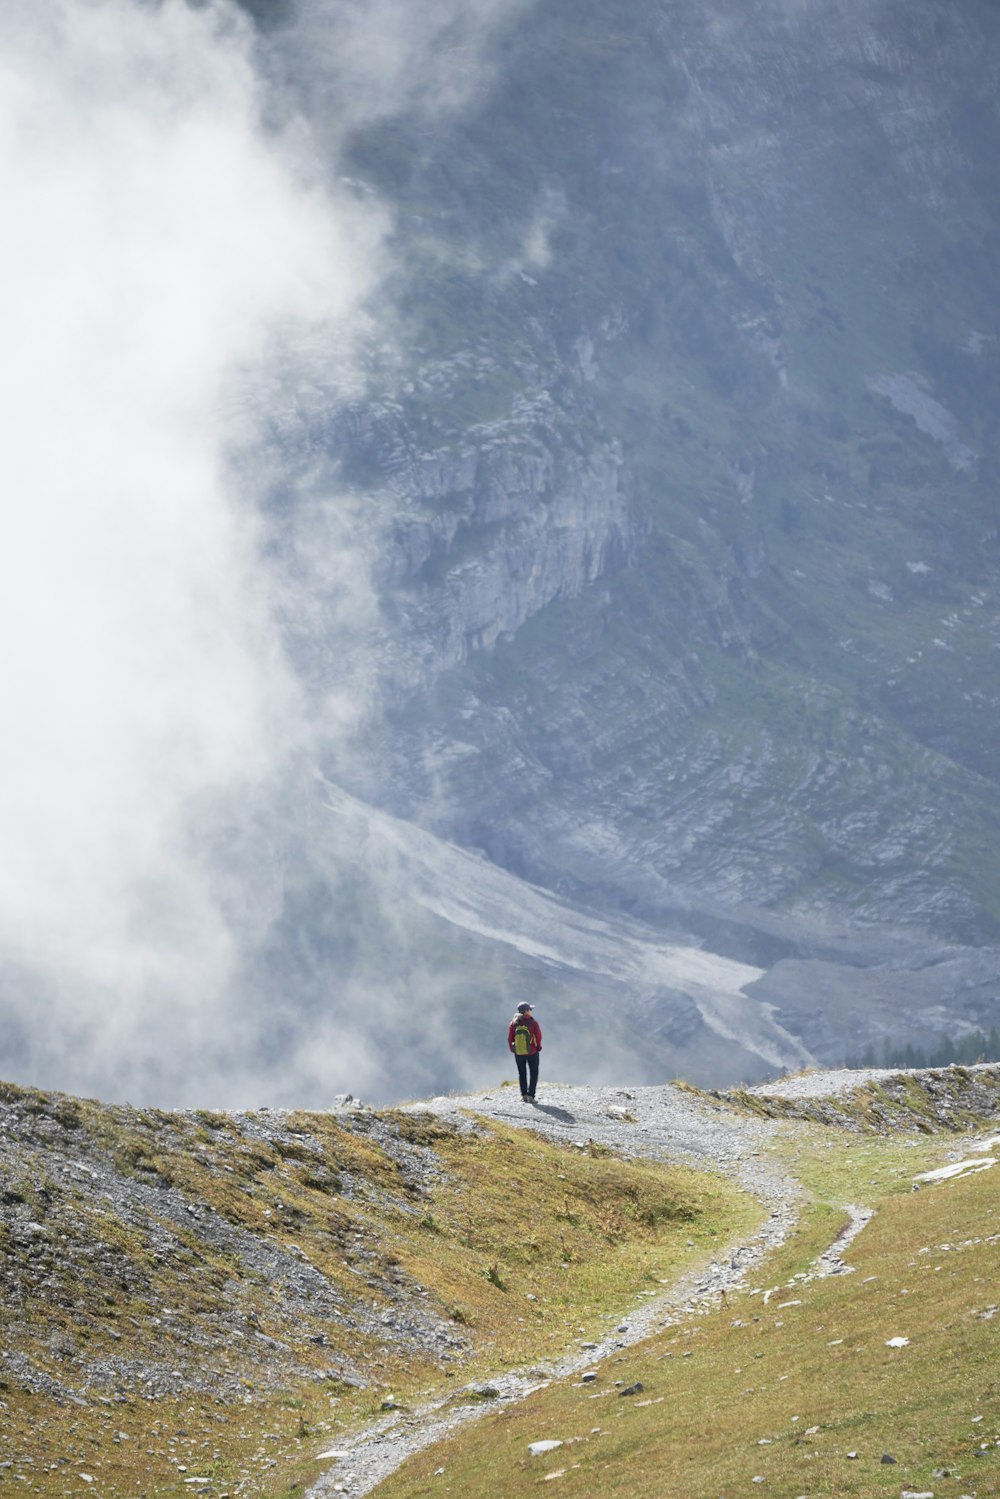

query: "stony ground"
(745, 1067), (922, 1098)
(0, 1090), (471, 1412)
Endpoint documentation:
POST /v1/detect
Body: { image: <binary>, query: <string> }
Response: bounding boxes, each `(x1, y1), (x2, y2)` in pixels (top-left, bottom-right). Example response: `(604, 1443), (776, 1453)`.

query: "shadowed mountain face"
(241, 0), (1000, 1086)
(2, 0), (999, 1108)
(310, 0), (1000, 935)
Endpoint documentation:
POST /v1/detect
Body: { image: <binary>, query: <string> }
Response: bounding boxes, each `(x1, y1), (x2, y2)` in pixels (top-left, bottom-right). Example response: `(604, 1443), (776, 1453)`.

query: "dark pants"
(515, 1052), (539, 1098)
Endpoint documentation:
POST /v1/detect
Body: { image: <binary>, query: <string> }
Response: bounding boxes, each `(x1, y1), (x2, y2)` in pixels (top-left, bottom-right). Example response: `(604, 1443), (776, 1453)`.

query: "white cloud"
(0, 0), (385, 1075)
(0, 0), (535, 1108)
(276, 0), (529, 137)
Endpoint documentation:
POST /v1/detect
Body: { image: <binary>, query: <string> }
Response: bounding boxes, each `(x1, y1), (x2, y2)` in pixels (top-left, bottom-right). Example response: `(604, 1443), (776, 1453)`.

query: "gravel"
(405, 1081), (795, 1201)
(746, 1067), (916, 1099)
(746, 1061), (1000, 1100)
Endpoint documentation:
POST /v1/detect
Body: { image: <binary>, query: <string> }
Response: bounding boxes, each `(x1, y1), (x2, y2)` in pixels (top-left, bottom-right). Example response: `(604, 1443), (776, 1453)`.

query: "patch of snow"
(866, 370), (977, 470)
(914, 1157), (995, 1184)
(321, 781), (813, 1074)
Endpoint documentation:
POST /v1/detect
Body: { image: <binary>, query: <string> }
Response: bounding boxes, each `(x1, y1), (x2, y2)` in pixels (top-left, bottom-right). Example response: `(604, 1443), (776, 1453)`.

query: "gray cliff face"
(386, 432), (633, 672)
(9, 0), (1000, 1119)
(276, 368), (637, 701)
(692, 6), (995, 280)
(337, 3), (998, 893)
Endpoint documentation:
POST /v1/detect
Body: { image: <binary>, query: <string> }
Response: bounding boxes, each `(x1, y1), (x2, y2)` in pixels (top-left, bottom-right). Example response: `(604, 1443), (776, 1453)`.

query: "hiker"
(508, 1001), (542, 1101)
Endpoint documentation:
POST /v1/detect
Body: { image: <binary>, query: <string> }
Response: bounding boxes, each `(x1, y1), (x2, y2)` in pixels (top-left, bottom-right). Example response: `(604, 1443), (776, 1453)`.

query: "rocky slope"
(0, 1072), (767, 1494)
(296, 0), (1000, 931)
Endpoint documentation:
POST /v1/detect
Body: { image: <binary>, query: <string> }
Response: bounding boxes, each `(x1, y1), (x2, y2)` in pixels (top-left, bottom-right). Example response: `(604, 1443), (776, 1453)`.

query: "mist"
(0, 0), (559, 1110)
(0, 0), (535, 1107)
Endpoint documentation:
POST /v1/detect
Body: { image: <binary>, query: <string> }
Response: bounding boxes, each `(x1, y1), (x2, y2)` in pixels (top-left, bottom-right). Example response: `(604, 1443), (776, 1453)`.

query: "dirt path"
(304, 1081), (849, 1498)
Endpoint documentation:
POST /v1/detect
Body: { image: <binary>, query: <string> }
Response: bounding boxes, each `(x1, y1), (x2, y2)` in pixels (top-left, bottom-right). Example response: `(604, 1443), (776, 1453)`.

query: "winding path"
(306, 1080), (862, 1498)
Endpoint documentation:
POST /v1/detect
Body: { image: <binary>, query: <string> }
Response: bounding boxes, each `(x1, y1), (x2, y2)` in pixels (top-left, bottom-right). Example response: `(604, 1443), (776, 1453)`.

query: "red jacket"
(508, 1013), (542, 1056)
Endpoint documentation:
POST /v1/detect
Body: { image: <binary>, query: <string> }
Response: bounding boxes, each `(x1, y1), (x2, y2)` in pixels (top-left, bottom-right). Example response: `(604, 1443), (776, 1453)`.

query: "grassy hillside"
(2, 1071), (1000, 1498)
(0, 1081), (755, 1498)
(377, 1131), (1000, 1499)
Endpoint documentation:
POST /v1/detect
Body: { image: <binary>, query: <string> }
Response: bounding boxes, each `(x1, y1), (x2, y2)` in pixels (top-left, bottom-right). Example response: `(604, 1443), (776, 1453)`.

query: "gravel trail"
(745, 1067), (907, 1099)
(307, 1081), (823, 1498)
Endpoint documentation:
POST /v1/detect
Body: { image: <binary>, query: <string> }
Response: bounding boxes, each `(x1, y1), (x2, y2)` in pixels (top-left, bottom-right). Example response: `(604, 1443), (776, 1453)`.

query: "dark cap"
(516, 1002), (533, 1013)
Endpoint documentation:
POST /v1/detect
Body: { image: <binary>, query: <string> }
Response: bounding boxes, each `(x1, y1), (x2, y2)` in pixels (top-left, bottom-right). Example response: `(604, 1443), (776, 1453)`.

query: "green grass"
(375, 1130), (1000, 1499)
(376, 1116), (761, 1374)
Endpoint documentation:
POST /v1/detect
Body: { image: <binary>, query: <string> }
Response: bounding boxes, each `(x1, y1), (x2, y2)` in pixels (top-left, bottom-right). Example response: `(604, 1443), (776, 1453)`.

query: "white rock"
(529, 1440), (564, 1456)
(885, 1337), (910, 1348)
